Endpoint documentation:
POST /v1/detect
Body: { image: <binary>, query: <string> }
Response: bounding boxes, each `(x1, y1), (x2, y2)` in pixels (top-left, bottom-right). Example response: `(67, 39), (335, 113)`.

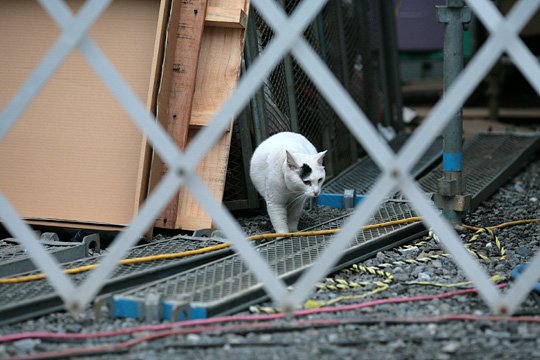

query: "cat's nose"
(313, 190), (320, 197)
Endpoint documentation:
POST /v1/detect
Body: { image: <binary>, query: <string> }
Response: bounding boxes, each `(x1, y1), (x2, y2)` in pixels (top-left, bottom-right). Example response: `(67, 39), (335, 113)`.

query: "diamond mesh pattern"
(1, 0), (540, 316)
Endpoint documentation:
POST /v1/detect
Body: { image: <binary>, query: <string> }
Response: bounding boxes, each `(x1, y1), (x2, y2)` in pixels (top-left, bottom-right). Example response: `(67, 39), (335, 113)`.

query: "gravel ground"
(1, 157), (540, 359)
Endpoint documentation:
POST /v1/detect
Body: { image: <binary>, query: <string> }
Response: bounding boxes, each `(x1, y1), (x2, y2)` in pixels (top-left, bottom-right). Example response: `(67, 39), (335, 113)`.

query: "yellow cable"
(0, 217), (421, 284)
(2, 216), (539, 284)
(463, 218), (540, 232)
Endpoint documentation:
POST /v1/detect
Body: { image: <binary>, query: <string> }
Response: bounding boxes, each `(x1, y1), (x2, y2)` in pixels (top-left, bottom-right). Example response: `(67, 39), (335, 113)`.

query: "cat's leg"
(266, 201), (289, 234)
(287, 198), (306, 233)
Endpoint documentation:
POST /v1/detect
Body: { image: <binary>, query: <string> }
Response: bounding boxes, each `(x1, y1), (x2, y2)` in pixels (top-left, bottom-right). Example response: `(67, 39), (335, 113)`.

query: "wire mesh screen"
(224, 0), (401, 210)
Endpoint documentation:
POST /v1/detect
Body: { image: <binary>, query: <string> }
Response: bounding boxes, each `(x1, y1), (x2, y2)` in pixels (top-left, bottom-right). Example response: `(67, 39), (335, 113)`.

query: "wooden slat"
(190, 26), (246, 127)
(174, 0), (249, 230)
(205, 6), (247, 28)
(151, 0), (209, 228)
(135, 0), (173, 219)
(175, 129), (234, 229)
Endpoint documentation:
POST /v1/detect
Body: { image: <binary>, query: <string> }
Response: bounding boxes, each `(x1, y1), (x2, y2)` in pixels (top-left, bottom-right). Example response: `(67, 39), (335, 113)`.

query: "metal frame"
(2, 0), (540, 316)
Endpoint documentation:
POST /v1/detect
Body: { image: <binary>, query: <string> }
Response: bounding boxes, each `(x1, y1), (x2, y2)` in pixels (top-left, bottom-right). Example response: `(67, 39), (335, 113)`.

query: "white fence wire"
(1, 0), (540, 316)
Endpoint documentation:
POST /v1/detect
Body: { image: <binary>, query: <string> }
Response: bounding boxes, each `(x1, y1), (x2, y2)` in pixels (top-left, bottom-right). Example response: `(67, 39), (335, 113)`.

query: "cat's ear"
(286, 150), (300, 170)
(316, 150), (327, 165)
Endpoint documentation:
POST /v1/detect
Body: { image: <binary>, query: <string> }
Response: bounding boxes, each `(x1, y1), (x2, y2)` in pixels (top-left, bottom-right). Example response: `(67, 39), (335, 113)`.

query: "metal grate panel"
(418, 133), (540, 208)
(111, 201), (422, 319)
(0, 236), (227, 325)
(323, 134), (442, 195)
(0, 234), (99, 277)
(110, 133), (540, 321)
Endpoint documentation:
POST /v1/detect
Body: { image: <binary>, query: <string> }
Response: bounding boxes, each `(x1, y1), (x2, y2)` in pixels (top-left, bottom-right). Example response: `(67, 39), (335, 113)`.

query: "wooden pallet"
(151, 0), (249, 231)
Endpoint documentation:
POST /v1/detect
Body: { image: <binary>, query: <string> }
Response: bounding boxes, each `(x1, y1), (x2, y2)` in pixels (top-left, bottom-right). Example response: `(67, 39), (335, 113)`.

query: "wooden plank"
(190, 26), (246, 127)
(175, 129), (234, 229)
(151, 0), (209, 229)
(175, 0), (249, 230)
(134, 0), (173, 219)
(205, 6), (247, 28)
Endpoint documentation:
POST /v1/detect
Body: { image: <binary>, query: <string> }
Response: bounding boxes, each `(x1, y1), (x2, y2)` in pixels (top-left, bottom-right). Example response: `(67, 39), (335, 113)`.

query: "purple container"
(395, 0), (446, 51)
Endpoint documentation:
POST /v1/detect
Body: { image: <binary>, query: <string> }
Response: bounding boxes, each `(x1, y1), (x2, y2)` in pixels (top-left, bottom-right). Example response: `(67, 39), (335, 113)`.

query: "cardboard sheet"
(0, 0), (167, 226)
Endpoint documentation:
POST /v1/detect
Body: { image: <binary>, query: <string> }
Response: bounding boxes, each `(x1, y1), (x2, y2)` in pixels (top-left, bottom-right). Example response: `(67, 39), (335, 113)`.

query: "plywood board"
(0, 0), (170, 226)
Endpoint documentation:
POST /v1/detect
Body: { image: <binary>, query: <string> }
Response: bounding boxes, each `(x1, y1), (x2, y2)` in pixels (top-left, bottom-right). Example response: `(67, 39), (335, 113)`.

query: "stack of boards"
(0, 0), (249, 232)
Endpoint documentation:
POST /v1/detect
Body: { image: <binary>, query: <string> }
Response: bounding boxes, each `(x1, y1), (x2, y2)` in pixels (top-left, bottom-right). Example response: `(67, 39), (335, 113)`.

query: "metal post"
(374, 1), (393, 129)
(354, 0), (376, 123)
(434, 0), (472, 224)
(244, 12), (268, 145)
(283, 55), (299, 132)
(279, 0), (300, 133)
(379, 0), (404, 132)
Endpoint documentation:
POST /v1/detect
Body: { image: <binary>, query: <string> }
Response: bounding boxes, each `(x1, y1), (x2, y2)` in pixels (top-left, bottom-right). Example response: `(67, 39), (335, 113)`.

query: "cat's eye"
(303, 180), (311, 186)
(318, 178), (323, 183)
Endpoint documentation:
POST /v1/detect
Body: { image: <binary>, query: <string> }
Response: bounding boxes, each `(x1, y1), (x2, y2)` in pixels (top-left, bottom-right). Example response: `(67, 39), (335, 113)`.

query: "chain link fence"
(224, 0), (403, 210)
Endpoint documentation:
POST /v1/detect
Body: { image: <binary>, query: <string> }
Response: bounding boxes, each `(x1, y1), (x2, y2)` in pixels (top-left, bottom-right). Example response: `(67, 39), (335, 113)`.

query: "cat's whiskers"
(286, 191), (306, 209)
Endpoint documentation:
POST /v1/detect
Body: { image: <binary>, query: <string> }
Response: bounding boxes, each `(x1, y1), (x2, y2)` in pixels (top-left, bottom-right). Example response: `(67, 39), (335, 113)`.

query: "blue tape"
(316, 193), (364, 208)
(113, 297), (141, 318)
(163, 302), (208, 321)
(443, 152), (463, 172)
(511, 264), (540, 293)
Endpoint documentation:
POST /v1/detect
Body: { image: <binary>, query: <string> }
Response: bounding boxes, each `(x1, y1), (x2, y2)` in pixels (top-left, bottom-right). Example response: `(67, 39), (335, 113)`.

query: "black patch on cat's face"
(299, 163), (312, 180)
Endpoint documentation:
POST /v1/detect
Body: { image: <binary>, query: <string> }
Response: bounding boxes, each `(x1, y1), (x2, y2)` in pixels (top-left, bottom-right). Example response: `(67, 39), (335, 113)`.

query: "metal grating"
(224, 0), (403, 209)
(0, 234), (99, 277)
(109, 133), (540, 321)
(323, 134), (442, 195)
(2, 133), (538, 325)
(418, 133), (540, 208)
(111, 201), (423, 320)
(0, 236), (228, 326)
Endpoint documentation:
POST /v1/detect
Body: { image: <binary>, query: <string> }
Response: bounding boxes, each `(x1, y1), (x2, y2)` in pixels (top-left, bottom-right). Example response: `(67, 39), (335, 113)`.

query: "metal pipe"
(435, 0), (472, 224)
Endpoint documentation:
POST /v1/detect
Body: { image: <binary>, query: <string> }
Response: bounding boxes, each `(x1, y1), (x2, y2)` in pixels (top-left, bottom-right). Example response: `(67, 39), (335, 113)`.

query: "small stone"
(516, 246), (533, 258)
(259, 334), (272, 342)
(327, 333), (339, 342)
(400, 246), (418, 253)
(426, 323), (437, 336)
(514, 182), (525, 193)
(65, 323), (82, 333)
(530, 197), (538, 202)
(186, 334), (201, 342)
(13, 339), (41, 353)
(413, 265), (425, 275)
(418, 272), (431, 281)
(442, 341), (460, 353)
(392, 266), (405, 273)
(393, 273), (409, 281)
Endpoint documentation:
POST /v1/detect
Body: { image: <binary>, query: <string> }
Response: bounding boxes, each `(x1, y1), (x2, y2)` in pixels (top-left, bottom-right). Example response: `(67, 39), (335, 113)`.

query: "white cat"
(250, 132), (327, 234)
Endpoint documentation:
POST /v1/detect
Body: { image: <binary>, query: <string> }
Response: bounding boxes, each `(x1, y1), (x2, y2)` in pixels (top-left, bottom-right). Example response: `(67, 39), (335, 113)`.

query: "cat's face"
(285, 150), (327, 197)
